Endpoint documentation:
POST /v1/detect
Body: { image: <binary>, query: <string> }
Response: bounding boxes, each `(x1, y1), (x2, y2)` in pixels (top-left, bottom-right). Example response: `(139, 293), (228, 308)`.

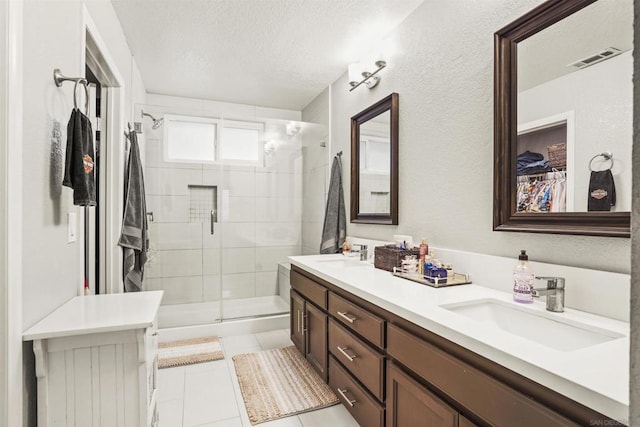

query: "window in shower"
(164, 114), (218, 163)
(220, 120), (264, 165)
(164, 114), (264, 165)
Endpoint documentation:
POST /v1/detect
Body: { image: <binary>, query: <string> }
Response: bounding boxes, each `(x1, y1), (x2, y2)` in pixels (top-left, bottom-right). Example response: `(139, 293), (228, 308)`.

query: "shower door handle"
(210, 210), (216, 235)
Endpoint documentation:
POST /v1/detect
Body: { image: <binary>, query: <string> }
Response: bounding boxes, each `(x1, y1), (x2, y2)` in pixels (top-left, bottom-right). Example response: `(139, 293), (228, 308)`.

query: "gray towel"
(320, 155), (346, 254)
(118, 130), (148, 292)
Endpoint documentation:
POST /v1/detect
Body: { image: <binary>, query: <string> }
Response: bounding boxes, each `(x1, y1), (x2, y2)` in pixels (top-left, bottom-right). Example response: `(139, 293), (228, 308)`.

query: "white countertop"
(289, 254), (629, 422)
(23, 291), (164, 341)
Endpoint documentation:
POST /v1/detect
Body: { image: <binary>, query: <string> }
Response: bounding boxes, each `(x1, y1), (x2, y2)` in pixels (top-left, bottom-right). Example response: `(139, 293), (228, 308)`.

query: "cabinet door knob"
(337, 388), (356, 407)
(337, 346), (357, 362)
(337, 311), (356, 323)
(151, 332), (158, 337)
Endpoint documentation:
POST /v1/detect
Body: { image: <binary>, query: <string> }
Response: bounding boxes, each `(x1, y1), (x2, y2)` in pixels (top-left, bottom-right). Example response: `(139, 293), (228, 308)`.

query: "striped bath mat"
(233, 345), (338, 425)
(158, 336), (224, 369)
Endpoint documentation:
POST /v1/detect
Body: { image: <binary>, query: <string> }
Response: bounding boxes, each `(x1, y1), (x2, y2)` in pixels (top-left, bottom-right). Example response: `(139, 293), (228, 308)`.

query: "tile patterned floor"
(157, 329), (359, 427)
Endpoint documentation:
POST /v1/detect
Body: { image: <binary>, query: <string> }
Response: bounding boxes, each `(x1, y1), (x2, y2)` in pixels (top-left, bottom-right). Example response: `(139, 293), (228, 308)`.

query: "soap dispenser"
(513, 250), (534, 303)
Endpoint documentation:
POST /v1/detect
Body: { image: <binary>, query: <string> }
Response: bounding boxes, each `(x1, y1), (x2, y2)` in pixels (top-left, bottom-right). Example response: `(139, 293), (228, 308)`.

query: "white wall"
(21, 0), (146, 329)
(141, 94), (303, 305)
(21, 0), (146, 423)
(303, 0), (631, 274)
(519, 51), (632, 212)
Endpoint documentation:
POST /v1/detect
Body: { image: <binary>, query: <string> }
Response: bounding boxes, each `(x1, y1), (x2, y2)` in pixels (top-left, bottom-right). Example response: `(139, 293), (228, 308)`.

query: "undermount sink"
(441, 299), (624, 351)
(315, 258), (369, 269)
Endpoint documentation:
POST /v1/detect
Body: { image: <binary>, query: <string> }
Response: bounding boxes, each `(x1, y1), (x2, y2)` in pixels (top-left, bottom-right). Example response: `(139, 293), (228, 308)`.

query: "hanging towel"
(588, 170), (616, 211)
(62, 109), (97, 206)
(320, 155), (346, 254)
(118, 130), (149, 292)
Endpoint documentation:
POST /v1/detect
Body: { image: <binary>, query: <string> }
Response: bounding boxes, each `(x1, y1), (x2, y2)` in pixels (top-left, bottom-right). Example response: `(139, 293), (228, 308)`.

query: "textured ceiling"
(112, 0), (424, 110)
(518, 0), (632, 92)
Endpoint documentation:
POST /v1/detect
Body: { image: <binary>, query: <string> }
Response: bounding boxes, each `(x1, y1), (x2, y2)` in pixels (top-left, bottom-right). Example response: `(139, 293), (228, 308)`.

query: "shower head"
(151, 117), (164, 129)
(141, 110), (164, 129)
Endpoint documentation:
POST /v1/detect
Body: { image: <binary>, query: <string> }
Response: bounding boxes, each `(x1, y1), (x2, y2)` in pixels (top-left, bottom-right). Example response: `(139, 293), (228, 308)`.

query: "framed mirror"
(351, 92), (399, 224)
(494, 0), (631, 237)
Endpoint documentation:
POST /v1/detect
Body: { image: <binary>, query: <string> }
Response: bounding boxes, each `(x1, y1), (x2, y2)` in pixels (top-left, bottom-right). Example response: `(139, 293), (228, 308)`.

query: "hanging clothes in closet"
(516, 171), (566, 213)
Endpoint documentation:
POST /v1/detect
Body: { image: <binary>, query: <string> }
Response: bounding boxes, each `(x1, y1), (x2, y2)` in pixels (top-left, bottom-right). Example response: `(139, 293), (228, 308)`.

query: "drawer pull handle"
(151, 332), (158, 337)
(337, 388), (356, 407)
(337, 311), (356, 323)
(337, 346), (357, 362)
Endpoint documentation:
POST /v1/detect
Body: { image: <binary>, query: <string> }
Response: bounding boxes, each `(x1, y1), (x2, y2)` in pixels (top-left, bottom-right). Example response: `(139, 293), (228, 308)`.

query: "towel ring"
(589, 152), (613, 172)
(73, 79), (89, 115)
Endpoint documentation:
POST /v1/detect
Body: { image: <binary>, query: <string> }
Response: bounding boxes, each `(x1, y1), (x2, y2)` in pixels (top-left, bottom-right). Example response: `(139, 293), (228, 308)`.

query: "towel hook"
(73, 79), (89, 115)
(589, 152), (614, 172)
(53, 68), (89, 115)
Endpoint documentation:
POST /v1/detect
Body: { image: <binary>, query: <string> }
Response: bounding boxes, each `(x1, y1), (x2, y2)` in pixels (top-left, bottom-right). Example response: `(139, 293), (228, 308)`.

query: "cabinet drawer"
(328, 292), (385, 348)
(291, 270), (327, 309)
(387, 324), (578, 427)
(329, 356), (384, 427)
(328, 318), (384, 401)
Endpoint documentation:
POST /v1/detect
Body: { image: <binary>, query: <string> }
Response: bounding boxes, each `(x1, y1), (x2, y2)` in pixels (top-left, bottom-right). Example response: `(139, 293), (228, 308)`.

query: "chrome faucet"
(352, 244), (368, 261)
(532, 276), (565, 313)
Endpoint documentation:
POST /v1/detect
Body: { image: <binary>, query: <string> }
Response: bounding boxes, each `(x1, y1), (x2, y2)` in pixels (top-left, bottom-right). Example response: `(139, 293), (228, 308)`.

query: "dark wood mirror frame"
(494, 0), (630, 238)
(351, 92), (399, 225)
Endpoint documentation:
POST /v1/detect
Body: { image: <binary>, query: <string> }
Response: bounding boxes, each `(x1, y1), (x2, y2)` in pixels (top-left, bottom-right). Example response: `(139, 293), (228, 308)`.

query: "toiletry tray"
(392, 268), (472, 288)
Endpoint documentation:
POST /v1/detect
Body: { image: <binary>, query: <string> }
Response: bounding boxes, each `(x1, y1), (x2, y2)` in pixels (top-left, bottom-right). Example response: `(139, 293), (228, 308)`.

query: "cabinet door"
(459, 415), (477, 427)
(387, 362), (458, 427)
(305, 302), (328, 380)
(290, 290), (305, 354)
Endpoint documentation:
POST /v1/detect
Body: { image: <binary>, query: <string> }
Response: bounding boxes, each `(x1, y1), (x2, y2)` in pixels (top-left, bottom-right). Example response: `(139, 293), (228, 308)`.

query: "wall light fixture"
(348, 60), (387, 91)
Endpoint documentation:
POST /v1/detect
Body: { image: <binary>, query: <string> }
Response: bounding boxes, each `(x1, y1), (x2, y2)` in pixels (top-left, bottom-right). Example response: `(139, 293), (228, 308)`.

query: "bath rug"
(233, 345), (339, 425)
(158, 336), (224, 369)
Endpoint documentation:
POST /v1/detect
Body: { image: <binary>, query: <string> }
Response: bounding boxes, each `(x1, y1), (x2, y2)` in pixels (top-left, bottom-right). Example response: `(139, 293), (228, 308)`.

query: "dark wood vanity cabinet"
(290, 270), (328, 380)
(290, 265), (616, 427)
(290, 291), (305, 352)
(304, 302), (327, 378)
(387, 362), (460, 427)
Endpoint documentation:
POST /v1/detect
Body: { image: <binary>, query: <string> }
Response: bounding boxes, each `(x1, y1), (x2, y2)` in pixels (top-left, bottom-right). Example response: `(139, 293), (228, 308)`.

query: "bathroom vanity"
(289, 255), (628, 426)
(23, 291), (163, 427)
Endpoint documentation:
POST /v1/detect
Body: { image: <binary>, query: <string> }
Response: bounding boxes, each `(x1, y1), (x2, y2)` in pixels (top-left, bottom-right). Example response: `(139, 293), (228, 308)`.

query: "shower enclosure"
(141, 106), (324, 329)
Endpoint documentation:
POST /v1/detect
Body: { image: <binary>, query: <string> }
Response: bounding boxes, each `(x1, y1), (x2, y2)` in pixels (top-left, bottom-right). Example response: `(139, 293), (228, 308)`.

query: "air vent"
(568, 47), (622, 69)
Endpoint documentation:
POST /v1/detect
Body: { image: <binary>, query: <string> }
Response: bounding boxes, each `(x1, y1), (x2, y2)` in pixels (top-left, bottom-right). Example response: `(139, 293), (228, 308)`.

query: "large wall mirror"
(351, 92), (399, 224)
(494, 0), (631, 237)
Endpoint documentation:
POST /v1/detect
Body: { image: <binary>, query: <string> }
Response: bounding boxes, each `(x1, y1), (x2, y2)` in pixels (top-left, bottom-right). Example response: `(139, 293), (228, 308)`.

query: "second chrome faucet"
(532, 276), (565, 313)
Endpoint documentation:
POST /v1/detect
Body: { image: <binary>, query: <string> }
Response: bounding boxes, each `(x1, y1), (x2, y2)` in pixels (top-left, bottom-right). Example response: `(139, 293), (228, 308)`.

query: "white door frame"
(0, 0), (23, 425)
(81, 6), (126, 295)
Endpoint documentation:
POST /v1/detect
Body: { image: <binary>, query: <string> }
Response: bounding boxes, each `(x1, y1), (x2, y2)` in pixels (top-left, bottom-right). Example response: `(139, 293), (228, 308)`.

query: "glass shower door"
(143, 110), (223, 329)
(219, 116), (301, 321)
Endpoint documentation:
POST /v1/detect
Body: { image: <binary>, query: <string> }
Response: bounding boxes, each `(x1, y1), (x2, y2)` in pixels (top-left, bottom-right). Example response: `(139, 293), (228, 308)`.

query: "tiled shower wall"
(141, 94), (304, 305)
